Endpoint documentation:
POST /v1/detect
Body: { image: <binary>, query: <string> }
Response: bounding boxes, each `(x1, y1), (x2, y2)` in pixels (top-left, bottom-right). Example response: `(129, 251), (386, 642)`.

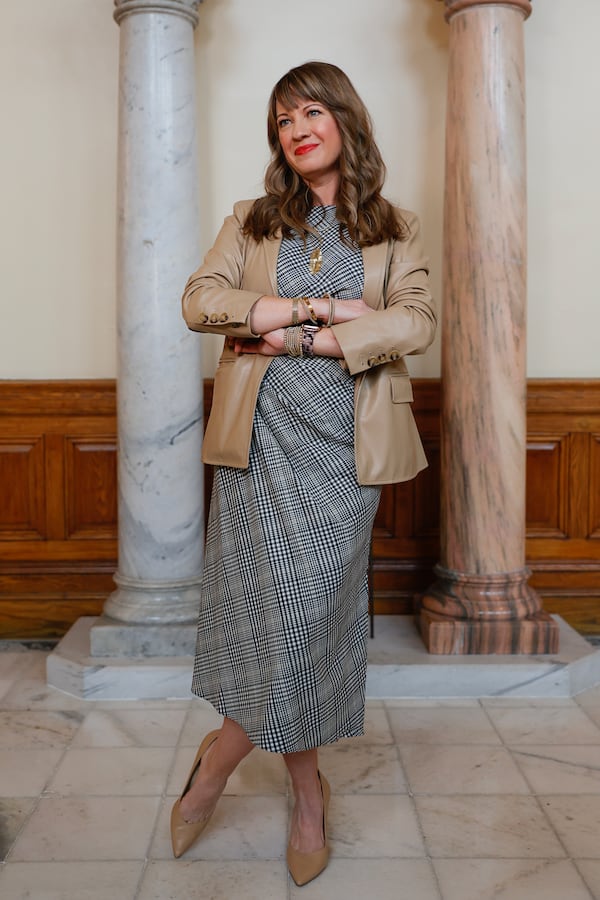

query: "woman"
(172, 61), (436, 886)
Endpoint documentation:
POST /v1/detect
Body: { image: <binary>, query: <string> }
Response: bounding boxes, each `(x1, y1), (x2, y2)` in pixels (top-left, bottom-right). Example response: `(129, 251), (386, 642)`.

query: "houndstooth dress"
(191, 206), (382, 753)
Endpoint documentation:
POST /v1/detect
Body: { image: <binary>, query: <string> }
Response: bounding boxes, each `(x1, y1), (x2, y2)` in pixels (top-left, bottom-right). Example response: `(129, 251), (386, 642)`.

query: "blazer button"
(209, 313), (219, 323)
(200, 313), (209, 323)
(367, 356), (377, 367)
(390, 350), (400, 361)
(219, 313), (229, 322)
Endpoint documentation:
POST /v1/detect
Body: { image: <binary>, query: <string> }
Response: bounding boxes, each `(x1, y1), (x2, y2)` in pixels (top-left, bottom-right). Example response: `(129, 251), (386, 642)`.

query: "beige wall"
(0, 0), (597, 379)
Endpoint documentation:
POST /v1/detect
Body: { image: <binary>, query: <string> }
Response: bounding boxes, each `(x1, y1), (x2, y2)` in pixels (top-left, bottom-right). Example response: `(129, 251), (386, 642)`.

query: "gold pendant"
(309, 247), (322, 275)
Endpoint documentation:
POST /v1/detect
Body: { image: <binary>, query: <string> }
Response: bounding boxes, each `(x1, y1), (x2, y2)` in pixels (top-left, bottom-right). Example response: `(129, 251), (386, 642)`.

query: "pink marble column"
(418, 0), (559, 654)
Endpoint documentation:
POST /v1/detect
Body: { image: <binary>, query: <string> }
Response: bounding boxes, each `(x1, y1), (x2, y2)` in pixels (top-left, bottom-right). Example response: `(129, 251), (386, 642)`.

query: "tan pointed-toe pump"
(287, 772), (331, 887)
(170, 729), (221, 858)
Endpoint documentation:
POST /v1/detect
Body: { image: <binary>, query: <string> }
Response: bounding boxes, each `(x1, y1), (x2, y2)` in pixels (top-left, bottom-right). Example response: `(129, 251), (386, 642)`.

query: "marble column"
(103, 0), (204, 625)
(418, 0), (560, 654)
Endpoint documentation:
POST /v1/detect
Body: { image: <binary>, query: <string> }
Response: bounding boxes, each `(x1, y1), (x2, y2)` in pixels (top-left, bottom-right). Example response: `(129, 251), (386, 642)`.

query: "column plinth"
(418, 0), (559, 654)
(104, 0), (204, 625)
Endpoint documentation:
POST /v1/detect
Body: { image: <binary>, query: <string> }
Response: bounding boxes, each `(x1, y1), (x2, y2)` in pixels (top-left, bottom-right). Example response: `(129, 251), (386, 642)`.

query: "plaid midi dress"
(191, 206), (382, 753)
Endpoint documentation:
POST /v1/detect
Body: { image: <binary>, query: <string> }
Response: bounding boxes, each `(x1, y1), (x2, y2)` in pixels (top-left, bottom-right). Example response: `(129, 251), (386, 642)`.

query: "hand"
(232, 329), (286, 356)
(331, 297), (373, 323)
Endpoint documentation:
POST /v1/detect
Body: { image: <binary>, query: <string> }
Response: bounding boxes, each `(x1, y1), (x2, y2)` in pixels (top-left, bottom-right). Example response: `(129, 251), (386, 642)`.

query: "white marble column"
(104, 0), (204, 624)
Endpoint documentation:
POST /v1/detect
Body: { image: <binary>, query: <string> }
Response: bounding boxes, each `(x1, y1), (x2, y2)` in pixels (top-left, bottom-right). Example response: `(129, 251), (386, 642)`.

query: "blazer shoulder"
(231, 198), (259, 225)
(389, 204), (419, 233)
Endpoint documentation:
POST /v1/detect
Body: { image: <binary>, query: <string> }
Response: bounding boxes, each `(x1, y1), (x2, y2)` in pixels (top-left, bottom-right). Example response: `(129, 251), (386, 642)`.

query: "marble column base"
(90, 616), (197, 657)
(418, 607), (560, 655)
(418, 564), (560, 654)
(103, 573), (201, 624)
(46, 615), (599, 700)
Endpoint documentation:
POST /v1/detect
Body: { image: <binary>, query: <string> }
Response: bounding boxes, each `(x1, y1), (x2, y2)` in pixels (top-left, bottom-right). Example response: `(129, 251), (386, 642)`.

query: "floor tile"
(290, 858), (440, 900)
(175, 702), (224, 746)
(317, 741), (407, 794)
(576, 860), (600, 898)
(540, 795), (600, 858)
(481, 697), (579, 708)
(71, 708), (186, 747)
(0, 860), (143, 900)
(10, 796), (161, 860)
(576, 685), (600, 708)
(95, 698), (193, 711)
(511, 745), (600, 794)
(433, 858), (593, 900)
(0, 749), (64, 796)
(386, 706), (502, 745)
(0, 710), (83, 749)
(344, 703), (396, 745)
(150, 795), (288, 860)
(580, 706), (600, 729)
(167, 745), (288, 797)
(400, 744), (530, 795)
(1, 665), (88, 712)
(385, 699), (481, 708)
(0, 798), (36, 862)
(47, 747), (175, 796)
(484, 706), (600, 745)
(328, 794), (425, 858)
(415, 795), (566, 858)
(137, 859), (287, 900)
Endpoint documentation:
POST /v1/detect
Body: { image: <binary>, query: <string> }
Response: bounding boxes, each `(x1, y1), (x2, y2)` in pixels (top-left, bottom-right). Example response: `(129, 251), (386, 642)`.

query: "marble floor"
(1, 647), (600, 899)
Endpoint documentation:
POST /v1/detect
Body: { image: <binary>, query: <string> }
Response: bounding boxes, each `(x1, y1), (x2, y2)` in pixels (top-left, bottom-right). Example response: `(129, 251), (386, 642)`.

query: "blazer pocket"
(390, 373), (414, 403)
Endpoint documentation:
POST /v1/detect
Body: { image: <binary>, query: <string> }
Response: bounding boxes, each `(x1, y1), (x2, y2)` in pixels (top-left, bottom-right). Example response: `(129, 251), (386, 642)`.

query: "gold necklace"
(309, 246), (322, 274)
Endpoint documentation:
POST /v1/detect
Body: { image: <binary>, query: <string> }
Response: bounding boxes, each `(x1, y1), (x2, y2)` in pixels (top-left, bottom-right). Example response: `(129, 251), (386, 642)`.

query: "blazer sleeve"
(181, 200), (264, 339)
(330, 212), (437, 376)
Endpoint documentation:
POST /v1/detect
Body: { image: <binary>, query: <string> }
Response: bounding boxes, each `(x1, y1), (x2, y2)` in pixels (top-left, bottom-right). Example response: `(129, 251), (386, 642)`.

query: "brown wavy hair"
(243, 61), (408, 247)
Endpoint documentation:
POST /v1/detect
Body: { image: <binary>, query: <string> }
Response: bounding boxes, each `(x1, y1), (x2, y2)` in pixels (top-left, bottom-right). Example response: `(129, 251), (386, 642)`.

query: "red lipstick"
(295, 143), (319, 156)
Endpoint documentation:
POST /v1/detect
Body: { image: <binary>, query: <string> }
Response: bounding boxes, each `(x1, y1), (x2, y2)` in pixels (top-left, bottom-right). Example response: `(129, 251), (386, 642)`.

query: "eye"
(307, 108), (322, 118)
(277, 117), (291, 129)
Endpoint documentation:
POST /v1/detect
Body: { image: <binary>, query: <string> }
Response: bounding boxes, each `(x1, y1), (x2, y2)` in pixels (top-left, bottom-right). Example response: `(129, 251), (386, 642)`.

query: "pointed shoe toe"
(170, 797), (216, 859)
(287, 772), (331, 887)
(287, 842), (329, 887)
(170, 729), (221, 858)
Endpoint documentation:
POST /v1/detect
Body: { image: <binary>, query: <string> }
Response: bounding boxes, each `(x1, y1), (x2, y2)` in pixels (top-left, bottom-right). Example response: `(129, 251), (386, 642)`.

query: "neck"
(305, 174), (339, 207)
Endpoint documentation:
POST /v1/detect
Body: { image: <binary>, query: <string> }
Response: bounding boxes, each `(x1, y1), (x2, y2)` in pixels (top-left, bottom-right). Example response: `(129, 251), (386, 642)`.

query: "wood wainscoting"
(1, 379), (599, 639)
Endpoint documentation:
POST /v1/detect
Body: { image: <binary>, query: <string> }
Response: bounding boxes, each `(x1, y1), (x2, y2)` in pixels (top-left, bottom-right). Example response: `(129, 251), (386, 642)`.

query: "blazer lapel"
(262, 234), (282, 295)
(362, 241), (389, 310)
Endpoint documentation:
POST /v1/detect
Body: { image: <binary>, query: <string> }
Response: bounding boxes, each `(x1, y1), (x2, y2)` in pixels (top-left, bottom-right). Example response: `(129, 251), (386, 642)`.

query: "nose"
(291, 115), (310, 141)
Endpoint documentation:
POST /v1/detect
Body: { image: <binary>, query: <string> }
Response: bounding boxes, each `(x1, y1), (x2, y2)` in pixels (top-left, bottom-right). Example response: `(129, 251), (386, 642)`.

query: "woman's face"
(275, 97), (343, 191)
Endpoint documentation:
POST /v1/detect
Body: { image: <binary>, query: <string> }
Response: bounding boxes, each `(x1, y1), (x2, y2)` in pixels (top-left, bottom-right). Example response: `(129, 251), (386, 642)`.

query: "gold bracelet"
(283, 325), (303, 357)
(291, 297), (299, 326)
(298, 296), (319, 324)
(326, 295), (335, 327)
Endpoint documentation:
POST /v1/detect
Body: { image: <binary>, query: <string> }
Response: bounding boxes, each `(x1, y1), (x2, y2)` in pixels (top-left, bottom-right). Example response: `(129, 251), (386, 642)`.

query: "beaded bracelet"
(284, 325), (303, 357)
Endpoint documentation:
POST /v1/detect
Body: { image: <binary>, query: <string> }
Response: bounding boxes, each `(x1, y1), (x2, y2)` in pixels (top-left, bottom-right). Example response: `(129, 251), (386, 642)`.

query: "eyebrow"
(276, 102), (323, 119)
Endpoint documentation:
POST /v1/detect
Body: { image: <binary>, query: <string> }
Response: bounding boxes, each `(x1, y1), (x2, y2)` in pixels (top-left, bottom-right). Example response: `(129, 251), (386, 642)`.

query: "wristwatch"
(301, 322), (320, 358)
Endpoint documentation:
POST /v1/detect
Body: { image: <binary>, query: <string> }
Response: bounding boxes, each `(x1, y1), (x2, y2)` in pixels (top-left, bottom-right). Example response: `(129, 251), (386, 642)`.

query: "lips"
(295, 143), (319, 156)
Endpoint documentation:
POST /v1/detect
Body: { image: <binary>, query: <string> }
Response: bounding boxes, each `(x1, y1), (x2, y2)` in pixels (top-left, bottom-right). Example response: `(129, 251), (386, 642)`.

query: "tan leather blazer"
(182, 200), (437, 485)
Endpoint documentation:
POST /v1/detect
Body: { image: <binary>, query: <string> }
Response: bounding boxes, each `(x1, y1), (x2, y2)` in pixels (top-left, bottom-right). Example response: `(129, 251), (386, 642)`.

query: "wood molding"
(1, 378), (599, 638)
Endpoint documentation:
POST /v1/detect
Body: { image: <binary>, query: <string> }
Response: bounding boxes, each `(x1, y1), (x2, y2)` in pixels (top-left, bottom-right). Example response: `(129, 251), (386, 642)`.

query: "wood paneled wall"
(1, 379), (599, 638)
